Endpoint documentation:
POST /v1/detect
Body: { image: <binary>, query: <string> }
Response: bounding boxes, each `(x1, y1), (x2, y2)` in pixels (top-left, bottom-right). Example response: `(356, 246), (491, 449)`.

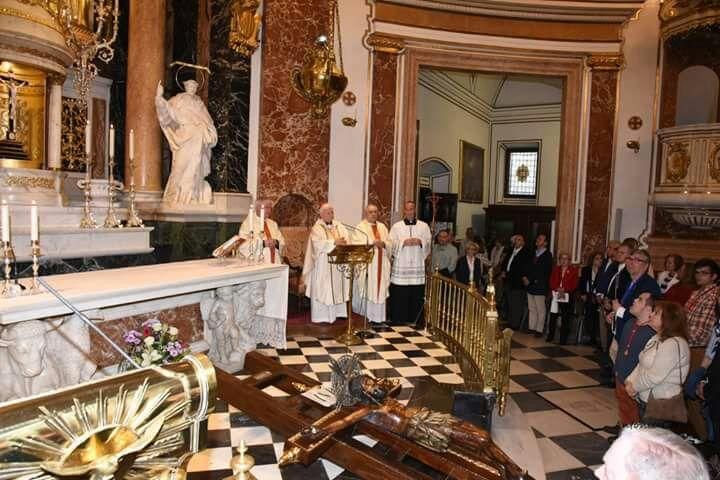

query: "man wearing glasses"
(607, 249), (661, 344)
(684, 258), (720, 439)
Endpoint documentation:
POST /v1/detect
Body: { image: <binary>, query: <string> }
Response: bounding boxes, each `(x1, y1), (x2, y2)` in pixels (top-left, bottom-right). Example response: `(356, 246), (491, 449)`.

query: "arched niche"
(675, 65), (720, 126)
(419, 157), (452, 193)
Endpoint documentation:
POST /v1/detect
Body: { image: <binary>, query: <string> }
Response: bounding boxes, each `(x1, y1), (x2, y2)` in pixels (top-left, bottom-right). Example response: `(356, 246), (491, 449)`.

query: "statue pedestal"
(141, 192), (252, 223)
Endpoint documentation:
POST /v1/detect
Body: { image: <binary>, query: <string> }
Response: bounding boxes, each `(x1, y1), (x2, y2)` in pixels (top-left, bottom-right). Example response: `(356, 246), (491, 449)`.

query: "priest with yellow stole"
(352, 203), (392, 324)
(302, 203), (351, 323)
(238, 199), (285, 264)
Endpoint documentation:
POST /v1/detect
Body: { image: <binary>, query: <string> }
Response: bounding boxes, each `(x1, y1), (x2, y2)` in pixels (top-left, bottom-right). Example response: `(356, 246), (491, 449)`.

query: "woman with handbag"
(546, 252), (579, 344)
(625, 301), (691, 428)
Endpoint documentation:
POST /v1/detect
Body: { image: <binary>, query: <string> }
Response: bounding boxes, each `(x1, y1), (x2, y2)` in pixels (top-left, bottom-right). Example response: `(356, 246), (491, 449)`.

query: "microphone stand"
(38, 277), (141, 369)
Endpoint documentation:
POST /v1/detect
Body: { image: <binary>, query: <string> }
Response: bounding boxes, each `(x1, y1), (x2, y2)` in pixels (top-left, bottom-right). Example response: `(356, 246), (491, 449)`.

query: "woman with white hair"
(595, 426), (709, 480)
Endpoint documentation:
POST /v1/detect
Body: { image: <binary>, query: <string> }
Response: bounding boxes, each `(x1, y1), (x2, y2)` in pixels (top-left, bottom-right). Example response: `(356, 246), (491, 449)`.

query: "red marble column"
(257, 0), (331, 208)
(367, 36), (404, 226)
(582, 61), (620, 258)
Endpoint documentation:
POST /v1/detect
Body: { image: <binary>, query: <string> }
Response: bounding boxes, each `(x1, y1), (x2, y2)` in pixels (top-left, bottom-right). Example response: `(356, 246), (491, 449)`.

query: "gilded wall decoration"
(4, 175), (55, 189)
(229, 0), (261, 57)
(709, 143), (720, 181)
(666, 142), (691, 183)
(0, 75), (45, 169)
(61, 97), (87, 171)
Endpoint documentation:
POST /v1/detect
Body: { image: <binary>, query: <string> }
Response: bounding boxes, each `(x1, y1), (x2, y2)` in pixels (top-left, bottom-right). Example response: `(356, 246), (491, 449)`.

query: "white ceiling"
(440, 70), (563, 108)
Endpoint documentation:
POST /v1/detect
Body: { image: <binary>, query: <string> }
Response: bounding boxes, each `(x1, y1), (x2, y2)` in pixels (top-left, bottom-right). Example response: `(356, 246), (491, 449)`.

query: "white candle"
(85, 120), (92, 156)
(248, 204), (254, 232)
(260, 204), (265, 232)
(109, 123), (115, 158)
(30, 202), (38, 241)
(129, 129), (135, 159)
(1, 203), (9, 243)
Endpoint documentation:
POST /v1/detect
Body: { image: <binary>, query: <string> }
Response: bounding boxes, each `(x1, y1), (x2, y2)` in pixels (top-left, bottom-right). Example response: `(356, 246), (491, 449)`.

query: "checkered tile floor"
(186, 327), (617, 480)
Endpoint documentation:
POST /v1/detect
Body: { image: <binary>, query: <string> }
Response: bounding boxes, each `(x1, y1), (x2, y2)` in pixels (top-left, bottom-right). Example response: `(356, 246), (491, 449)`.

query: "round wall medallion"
(628, 116), (643, 130)
(342, 91), (356, 106)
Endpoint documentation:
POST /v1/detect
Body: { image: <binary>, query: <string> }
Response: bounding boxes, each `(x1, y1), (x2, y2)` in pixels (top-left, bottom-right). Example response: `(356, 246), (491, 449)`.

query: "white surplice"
(389, 220), (432, 285)
(302, 219), (351, 323)
(351, 220), (392, 323)
(238, 213), (286, 264)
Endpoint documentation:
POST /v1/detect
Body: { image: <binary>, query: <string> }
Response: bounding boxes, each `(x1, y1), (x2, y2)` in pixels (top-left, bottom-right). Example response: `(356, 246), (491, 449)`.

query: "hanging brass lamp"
(291, 0), (348, 117)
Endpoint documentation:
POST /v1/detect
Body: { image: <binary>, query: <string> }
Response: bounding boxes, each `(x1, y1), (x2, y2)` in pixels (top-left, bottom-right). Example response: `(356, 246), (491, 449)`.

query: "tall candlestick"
(30, 202), (38, 241)
(129, 129), (135, 159)
(109, 123), (115, 158)
(85, 120), (92, 156)
(248, 204), (254, 232)
(1, 203), (9, 243)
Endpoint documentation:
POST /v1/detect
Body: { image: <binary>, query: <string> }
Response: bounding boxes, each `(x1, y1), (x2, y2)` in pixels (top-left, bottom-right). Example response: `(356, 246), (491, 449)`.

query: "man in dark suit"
(594, 240), (621, 299)
(501, 234), (532, 330)
(524, 234), (553, 336)
(607, 248), (661, 342)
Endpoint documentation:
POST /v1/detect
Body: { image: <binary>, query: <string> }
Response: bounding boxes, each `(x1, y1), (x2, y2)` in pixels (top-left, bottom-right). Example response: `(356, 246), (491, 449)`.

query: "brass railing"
(425, 269), (513, 415)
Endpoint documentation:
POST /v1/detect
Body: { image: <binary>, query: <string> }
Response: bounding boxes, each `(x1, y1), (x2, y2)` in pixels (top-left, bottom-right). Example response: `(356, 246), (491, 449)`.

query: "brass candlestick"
(103, 153), (122, 228)
(78, 152), (97, 228)
(29, 239), (41, 294)
(1, 240), (15, 297)
(126, 156), (144, 228)
(228, 440), (256, 480)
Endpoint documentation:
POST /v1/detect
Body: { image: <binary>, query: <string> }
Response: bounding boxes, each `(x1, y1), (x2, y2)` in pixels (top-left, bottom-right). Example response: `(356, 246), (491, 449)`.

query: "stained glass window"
(505, 149), (538, 198)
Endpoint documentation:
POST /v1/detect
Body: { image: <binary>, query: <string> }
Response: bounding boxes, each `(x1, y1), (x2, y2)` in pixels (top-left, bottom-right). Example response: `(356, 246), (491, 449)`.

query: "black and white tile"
(187, 328), (617, 480)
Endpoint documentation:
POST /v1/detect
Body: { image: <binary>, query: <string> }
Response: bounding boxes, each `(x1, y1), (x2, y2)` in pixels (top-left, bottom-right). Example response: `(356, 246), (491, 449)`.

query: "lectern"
(327, 243), (374, 345)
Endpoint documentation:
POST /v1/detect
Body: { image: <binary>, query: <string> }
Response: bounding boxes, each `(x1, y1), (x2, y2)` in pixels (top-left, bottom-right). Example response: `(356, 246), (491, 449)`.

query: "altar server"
(352, 203), (392, 324)
(238, 199), (286, 264)
(302, 203), (351, 323)
(389, 201), (432, 325)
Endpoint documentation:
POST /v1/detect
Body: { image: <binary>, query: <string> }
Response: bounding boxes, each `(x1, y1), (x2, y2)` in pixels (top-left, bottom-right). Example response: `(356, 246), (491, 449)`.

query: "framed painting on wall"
(459, 140), (485, 203)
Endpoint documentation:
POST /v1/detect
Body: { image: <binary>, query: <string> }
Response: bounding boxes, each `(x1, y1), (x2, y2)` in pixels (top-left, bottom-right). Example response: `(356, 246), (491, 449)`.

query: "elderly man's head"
(255, 199), (273, 217)
(319, 203), (334, 223)
(595, 427), (709, 480)
(365, 203), (379, 223)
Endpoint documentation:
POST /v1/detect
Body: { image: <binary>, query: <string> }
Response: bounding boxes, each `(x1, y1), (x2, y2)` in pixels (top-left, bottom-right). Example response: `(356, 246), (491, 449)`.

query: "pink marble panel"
(582, 70), (618, 258)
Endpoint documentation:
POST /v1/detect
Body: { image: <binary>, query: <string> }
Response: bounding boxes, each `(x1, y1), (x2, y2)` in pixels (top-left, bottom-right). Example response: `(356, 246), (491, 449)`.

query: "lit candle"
(248, 204), (254, 232)
(85, 120), (92, 156)
(1, 203), (9, 243)
(30, 202), (38, 241)
(109, 123), (115, 158)
(129, 129), (135, 159)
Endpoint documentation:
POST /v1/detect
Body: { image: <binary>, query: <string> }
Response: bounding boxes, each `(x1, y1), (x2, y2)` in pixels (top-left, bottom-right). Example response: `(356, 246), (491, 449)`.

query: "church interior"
(1, 0), (720, 479)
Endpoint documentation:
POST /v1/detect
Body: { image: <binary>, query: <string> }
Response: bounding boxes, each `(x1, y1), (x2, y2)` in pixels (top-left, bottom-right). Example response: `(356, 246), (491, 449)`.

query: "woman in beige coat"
(626, 301), (690, 425)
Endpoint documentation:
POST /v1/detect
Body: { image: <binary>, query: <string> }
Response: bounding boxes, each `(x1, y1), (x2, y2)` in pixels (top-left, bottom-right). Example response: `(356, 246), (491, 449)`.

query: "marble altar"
(0, 259), (288, 402)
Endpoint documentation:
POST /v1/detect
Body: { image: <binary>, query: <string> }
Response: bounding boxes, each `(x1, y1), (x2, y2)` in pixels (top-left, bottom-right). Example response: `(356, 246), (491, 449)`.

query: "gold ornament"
(666, 142), (690, 183)
(291, 0), (347, 117)
(229, 0), (261, 57)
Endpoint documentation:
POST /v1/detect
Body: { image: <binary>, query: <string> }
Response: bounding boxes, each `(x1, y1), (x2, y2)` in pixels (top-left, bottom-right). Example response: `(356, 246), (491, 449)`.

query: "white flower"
(140, 350), (162, 367)
(144, 336), (155, 346)
(168, 326), (178, 336)
(152, 322), (162, 332)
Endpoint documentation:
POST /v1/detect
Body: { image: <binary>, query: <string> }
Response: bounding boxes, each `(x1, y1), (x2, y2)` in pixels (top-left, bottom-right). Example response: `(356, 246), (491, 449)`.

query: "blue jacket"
(614, 320), (655, 382)
(594, 259), (618, 296)
(614, 272), (662, 341)
(526, 249), (554, 296)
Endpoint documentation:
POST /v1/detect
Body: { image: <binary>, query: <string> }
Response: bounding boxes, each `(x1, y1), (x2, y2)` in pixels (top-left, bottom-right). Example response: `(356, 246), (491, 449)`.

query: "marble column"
(46, 75), (63, 170)
(367, 34), (404, 226)
(257, 0), (331, 208)
(125, 0), (166, 196)
(581, 55), (622, 257)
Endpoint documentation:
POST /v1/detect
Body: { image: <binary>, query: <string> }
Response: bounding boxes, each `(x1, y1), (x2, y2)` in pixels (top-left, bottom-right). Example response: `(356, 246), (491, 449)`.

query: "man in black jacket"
(525, 234), (553, 336)
(501, 234), (532, 330)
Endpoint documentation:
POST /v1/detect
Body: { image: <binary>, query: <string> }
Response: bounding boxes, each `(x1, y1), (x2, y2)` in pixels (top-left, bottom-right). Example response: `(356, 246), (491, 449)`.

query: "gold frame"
(459, 139), (485, 204)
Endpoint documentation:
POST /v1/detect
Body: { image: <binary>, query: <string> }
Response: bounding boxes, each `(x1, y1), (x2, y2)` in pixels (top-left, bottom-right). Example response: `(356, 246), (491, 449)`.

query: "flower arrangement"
(122, 319), (189, 368)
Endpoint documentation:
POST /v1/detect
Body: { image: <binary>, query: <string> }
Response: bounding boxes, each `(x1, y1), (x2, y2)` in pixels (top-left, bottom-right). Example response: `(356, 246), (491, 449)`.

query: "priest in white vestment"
(352, 204), (392, 323)
(302, 203), (351, 323)
(238, 199), (286, 264)
(389, 201), (432, 325)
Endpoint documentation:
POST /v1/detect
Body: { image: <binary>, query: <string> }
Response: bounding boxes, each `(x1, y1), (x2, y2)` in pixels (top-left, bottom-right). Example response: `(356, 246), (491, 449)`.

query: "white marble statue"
(155, 79), (217, 205)
(0, 315), (96, 402)
(200, 280), (283, 371)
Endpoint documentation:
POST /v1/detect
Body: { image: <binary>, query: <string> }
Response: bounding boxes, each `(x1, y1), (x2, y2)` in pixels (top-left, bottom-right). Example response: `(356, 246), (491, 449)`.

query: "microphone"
(340, 222), (369, 244)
